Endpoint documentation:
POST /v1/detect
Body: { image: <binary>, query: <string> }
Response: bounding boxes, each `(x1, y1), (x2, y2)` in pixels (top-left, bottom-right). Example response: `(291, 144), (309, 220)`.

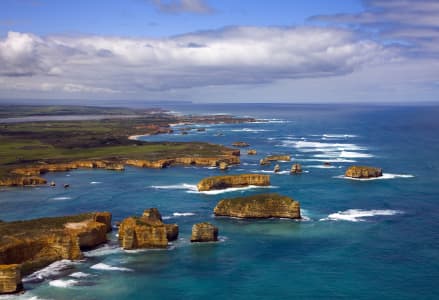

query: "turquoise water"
(1, 104), (438, 299)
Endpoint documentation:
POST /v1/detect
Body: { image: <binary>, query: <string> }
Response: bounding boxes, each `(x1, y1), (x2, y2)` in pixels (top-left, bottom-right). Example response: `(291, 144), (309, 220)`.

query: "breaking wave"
(23, 260), (78, 283)
(152, 183), (276, 195)
(83, 244), (122, 257)
(90, 263), (133, 272)
(49, 279), (78, 288)
(230, 128), (273, 133)
(50, 196), (72, 201)
(69, 272), (91, 278)
(320, 209), (403, 222)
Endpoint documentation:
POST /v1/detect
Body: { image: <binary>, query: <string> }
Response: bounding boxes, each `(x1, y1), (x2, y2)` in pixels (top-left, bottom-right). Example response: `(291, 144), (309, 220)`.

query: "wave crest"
(90, 263), (133, 272)
(320, 209), (403, 222)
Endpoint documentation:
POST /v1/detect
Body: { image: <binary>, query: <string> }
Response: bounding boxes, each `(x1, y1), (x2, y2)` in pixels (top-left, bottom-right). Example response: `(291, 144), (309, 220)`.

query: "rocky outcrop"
(247, 149), (257, 155)
(219, 162), (228, 170)
(214, 193), (301, 219)
(174, 156), (240, 167)
(0, 264), (22, 294)
(64, 220), (107, 249)
(232, 142), (250, 147)
(345, 166), (383, 178)
(12, 160), (125, 176)
(290, 164), (302, 174)
(118, 208), (178, 250)
(260, 158), (270, 165)
(0, 176), (47, 187)
(165, 224), (179, 241)
(260, 155), (291, 165)
(191, 223), (218, 242)
(2, 145), (241, 187)
(197, 174), (270, 191)
(125, 159), (174, 169)
(93, 212), (112, 232)
(0, 212), (111, 294)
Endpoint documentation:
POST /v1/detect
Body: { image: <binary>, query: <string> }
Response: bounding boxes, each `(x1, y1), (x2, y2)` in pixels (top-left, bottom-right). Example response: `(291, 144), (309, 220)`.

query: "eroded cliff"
(197, 174), (270, 191)
(118, 208), (178, 250)
(214, 193), (301, 219)
(345, 166), (383, 178)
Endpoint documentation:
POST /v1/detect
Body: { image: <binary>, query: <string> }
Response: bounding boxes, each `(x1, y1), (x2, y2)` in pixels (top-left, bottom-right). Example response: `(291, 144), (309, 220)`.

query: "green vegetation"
(0, 105), (147, 118)
(220, 193), (294, 205)
(0, 213), (94, 246)
(0, 105), (249, 180)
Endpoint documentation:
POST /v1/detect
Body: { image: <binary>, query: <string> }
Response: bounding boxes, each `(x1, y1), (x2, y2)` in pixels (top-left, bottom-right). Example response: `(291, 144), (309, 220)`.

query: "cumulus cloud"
(148, 0), (214, 14)
(0, 26), (397, 96)
(310, 0), (439, 57)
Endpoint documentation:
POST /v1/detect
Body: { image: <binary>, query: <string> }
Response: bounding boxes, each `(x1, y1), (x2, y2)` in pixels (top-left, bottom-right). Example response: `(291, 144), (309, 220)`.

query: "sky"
(0, 0), (438, 104)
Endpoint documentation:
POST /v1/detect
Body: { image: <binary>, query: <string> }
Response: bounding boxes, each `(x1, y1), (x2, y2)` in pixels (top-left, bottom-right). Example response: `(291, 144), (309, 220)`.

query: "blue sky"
(0, 0), (438, 103)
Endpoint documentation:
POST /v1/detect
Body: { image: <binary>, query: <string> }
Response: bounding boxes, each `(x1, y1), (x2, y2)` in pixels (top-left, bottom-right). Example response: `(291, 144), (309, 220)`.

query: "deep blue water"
(1, 104), (438, 300)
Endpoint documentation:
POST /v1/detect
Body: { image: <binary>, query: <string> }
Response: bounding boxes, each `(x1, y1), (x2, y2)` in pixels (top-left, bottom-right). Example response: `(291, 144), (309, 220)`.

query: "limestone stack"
(345, 166), (383, 178)
(191, 223), (219, 242)
(214, 193), (301, 219)
(290, 164), (302, 174)
(197, 174), (270, 191)
(118, 208), (179, 250)
(0, 265), (22, 294)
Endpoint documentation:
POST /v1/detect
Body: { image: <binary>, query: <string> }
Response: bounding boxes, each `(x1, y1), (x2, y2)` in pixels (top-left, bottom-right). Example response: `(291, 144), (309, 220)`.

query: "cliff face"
(345, 166), (383, 178)
(11, 160), (125, 176)
(0, 212), (112, 294)
(118, 208), (178, 250)
(214, 193), (301, 219)
(197, 174), (270, 191)
(64, 221), (107, 249)
(0, 265), (22, 294)
(191, 223), (218, 242)
(0, 176), (47, 187)
(2, 147), (240, 187)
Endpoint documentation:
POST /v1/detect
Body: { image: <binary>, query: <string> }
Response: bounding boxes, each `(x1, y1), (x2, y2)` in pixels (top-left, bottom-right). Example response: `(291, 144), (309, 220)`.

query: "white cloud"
(0, 26), (397, 98)
(310, 0), (439, 56)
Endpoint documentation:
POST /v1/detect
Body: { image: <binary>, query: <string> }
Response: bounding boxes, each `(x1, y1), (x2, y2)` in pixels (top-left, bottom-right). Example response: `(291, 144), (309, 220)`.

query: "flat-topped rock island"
(214, 193), (301, 219)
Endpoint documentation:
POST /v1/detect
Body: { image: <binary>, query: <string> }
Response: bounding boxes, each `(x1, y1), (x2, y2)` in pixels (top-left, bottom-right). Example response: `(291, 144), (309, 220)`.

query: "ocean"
(1, 103), (438, 299)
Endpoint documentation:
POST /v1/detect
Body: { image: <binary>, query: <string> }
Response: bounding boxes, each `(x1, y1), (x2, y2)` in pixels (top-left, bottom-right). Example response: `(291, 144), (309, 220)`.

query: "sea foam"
(152, 183), (277, 195)
(83, 244), (122, 257)
(173, 212), (195, 217)
(69, 272), (91, 278)
(90, 263), (133, 272)
(230, 128), (273, 133)
(50, 196), (72, 201)
(320, 209), (403, 222)
(23, 260), (78, 283)
(49, 279), (78, 288)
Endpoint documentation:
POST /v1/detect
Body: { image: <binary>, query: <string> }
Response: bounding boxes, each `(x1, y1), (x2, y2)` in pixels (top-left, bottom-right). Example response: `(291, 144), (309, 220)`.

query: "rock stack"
(191, 223), (219, 242)
(345, 166), (383, 178)
(197, 174), (270, 191)
(247, 149), (257, 155)
(214, 193), (301, 219)
(219, 162), (229, 170)
(290, 164), (302, 174)
(118, 208), (179, 250)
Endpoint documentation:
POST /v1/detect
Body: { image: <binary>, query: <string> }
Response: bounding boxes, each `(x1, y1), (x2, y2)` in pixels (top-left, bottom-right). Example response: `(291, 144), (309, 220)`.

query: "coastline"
(127, 133), (150, 141)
